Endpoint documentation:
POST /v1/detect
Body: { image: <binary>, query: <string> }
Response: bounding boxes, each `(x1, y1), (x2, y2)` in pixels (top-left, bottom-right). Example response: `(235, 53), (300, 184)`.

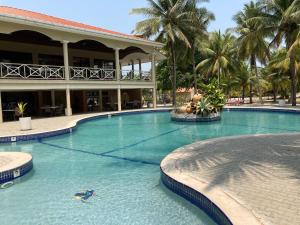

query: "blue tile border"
(0, 158), (33, 184)
(160, 168), (233, 225)
(225, 107), (300, 114)
(0, 109), (171, 144)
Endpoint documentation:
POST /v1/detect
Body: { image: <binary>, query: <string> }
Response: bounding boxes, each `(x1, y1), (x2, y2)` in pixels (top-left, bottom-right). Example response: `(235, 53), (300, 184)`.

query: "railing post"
(114, 48), (120, 81)
(151, 53), (157, 108)
(0, 91), (3, 123)
(117, 86), (122, 112)
(62, 40), (70, 80)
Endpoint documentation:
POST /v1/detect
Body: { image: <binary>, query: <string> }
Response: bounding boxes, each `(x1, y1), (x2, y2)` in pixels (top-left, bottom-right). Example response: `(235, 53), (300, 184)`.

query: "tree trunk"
(171, 42), (177, 107)
(273, 83), (278, 102)
(289, 48), (297, 106)
(242, 85), (245, 101)
(250, 55), (262, 104)
(218, 67), (221, 87)
(191, 40), (197, 91)
(286, 36), (297, 106)
(251, 55), (263, 104)
(249, 82), (253, 104)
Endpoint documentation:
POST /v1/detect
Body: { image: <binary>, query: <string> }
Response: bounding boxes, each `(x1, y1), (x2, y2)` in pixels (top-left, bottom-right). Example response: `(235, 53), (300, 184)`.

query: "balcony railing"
(0, 62), (152, 81)
(121, 70), (152, 81)
(70, 66), (116, 81)
(0, 62), (65, 80)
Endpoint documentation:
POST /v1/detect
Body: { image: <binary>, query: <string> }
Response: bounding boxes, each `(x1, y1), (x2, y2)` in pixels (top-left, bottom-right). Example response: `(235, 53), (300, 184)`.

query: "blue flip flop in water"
(74, 190), (96, 202)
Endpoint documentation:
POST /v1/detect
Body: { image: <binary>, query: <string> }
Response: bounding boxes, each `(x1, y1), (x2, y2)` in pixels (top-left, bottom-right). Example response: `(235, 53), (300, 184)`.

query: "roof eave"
(0, 14), (164, 48)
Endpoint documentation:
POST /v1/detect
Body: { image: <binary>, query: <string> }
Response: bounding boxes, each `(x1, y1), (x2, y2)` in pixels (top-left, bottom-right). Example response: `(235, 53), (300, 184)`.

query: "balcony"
(0, 63), (152, 81)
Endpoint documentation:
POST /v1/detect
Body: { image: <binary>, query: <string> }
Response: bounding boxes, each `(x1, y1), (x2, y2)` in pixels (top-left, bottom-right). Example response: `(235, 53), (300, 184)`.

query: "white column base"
(153, 88), (157, 109)
(117, 87), (122, 112)
(65, 88), (72, 116)
(65, 108), (72, 116)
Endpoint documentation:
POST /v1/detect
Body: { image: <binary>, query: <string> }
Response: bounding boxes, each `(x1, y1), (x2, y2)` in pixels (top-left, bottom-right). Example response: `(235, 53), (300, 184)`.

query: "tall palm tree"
(235, 62), (252, 101)
(267, 47), (300, 101)
(196, 31), (235, 86)
(258, 0), (300, 106)
(233, 1), (269, 104)
(185, 2), (214, 91)
(132, 0), (199, 106)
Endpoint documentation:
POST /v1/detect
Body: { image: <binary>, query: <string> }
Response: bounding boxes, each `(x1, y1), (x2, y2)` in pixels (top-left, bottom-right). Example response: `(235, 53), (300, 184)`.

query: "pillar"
(115, 48), (120, 81)
(99, 90), (103, 112)
(65, 88), (72, 116)
(51, 90), (56, 107)
(151, 53), (157, 108)
(138, 59), (142, 79)
(62, 40), (70, 80)
(140, 88), (143, 108)
(117, 86), (122, 112)
(32, 52), (39, 64)
(0, 91), (3, 123)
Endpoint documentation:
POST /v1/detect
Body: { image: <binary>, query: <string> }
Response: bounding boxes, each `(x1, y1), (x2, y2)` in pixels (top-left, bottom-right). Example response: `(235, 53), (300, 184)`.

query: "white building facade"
(0, 7), (163, 123)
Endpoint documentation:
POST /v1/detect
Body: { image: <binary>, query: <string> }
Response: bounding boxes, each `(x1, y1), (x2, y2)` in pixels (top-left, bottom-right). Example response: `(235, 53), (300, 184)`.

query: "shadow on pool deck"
(162, 133), (300, 225)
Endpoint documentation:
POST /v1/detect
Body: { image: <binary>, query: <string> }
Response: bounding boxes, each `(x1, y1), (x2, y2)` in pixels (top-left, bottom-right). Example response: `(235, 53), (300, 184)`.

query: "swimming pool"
(1, 110), (300, 225)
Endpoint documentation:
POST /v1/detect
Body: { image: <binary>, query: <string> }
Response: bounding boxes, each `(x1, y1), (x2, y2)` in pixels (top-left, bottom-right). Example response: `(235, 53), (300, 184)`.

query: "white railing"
(121, 70), (152, 81)
(0, 62), (65, 80)
(0, 63), (152, 81)
(70, 66), (116, 80)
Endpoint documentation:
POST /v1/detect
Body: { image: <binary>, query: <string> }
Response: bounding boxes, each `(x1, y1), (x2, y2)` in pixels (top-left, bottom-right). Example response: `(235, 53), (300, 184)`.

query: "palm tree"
(233, 1), (269, 104)
(185, 2), (214, 91)
(196, 31), (235, 86)
(267, 48), (300, 102)
(132, 0), (200, 106)
(235, 62), (252, 101)
(258, 0), (300, 106)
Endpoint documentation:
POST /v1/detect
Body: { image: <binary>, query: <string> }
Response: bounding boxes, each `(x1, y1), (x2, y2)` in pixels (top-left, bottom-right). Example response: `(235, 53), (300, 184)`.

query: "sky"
(0, 0), (250, 34)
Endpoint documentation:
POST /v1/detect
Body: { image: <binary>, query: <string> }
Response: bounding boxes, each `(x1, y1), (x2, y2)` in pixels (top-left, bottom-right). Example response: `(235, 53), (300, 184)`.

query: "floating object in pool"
(0, 181), (14, 189)
(74, 190), (96, 202)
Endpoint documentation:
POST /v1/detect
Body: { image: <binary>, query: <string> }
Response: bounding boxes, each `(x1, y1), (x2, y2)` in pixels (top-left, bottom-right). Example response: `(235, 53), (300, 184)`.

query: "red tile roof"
(0, 6), (142, 40)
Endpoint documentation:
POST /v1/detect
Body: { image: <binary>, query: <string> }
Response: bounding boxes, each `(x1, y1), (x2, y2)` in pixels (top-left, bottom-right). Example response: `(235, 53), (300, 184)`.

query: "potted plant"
(17, 102), (32, 131)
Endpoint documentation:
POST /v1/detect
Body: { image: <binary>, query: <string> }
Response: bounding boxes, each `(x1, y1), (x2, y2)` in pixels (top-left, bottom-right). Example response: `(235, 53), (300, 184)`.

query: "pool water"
(1, 111), (300, 225)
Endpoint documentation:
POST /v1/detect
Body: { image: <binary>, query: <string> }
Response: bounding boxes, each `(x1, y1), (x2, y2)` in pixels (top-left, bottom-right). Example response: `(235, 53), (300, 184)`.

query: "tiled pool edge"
(0, 109), (171, 143)
(160, 168), (233, 225)
(0, 156), (33, 184)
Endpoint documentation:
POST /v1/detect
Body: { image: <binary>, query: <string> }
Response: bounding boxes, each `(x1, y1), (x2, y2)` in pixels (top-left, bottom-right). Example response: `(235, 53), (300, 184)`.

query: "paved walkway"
(161, 134), (300, 225)
(0, 108), (170, 138)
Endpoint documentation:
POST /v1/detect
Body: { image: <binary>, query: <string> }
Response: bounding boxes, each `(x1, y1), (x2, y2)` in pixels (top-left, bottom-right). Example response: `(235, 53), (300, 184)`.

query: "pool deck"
(161, 133), (300, 225)
(0, 152), (32, 173)
(0, 108), (171, 139)
(0, 105), (299, 140)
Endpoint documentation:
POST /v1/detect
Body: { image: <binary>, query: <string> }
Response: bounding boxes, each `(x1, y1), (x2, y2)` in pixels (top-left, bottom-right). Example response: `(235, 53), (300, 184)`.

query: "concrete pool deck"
(161, 133), (300, 225)
(0, 108), (171, 140)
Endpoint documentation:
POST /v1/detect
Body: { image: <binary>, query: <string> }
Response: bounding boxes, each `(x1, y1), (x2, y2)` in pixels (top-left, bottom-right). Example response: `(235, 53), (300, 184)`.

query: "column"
(32, 52), (39, 64)
(99, 90), (103, 112)
(51, 90), (56, 107)
(0, 91), (3, 123)
(65, 88), (72, 116)
(62, 40), (70, 80)
(115, 48), (120, 81)
(151, 53), (157, 108)
(138, 59), (142, 79)
(117, 86), (122, 112)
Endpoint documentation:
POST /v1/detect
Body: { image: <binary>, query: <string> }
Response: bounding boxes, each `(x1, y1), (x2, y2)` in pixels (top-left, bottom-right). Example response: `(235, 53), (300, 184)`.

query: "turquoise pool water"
(1, 110), (300, 225)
